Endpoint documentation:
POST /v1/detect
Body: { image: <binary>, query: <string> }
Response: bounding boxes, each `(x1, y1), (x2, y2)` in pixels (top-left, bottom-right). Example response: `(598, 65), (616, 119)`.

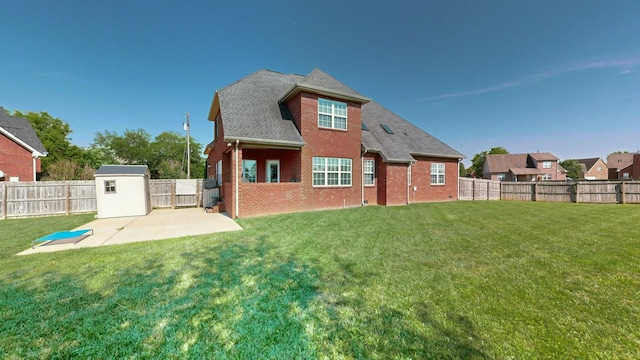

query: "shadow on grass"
(0, 241), (319, 358)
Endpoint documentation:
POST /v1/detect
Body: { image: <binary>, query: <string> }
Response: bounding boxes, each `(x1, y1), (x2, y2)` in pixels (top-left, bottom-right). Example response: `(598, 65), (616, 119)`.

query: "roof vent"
(381, 124), (394, 134)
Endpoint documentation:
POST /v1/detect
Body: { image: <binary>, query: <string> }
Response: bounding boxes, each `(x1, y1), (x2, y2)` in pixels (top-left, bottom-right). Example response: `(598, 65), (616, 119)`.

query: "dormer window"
(318, 98), (347, 130)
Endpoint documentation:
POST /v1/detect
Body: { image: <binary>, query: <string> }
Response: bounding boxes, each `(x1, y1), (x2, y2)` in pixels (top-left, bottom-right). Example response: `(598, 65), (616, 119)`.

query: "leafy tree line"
(10, 110), (205, 180)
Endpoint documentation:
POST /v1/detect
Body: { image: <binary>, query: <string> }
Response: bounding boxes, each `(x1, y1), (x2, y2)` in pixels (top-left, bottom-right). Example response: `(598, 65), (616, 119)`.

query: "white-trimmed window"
(242, 160), (256, 183)
(497, 173), (506, 181)
(431, 163), (445, 185)
(318, 98), (347, 130)
(364, 159), (375, 186)
(313, 157), (351, 186)
(104, 180), (116, 193)
(543, 161), (552, 169)
(541, 173), (552, 181)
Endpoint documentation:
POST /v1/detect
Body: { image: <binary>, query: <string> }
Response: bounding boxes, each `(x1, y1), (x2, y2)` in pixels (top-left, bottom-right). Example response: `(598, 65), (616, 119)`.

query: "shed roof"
(95, 165), (149, 176)
(0, 107), (47, 155)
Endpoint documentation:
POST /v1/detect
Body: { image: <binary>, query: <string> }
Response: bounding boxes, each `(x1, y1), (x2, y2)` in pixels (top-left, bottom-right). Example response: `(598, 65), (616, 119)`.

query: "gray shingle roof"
(95, 165), (149, 176)
(0, 107), (47, 154)
(362, 101), (464, 162)
(218, 70), (306, 146)
(215, 69), (463, 162)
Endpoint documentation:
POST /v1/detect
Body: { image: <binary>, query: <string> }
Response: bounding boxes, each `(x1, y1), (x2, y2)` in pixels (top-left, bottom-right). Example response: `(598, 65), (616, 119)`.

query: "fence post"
(1, 183), (6, 220)
(575, 182), (580, 204)
(621, 182), (626, 204)
(171, 180), (176, 209)
(66, 183), (71, 215)
(534, 182), (538, 202)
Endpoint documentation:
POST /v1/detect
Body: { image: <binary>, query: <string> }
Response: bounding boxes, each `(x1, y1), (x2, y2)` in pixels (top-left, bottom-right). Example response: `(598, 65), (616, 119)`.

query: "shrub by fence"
(0, 179), (217, 219)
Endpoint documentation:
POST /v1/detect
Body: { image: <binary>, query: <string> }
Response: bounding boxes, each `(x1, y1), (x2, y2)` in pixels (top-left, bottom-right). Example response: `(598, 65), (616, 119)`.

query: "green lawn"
(1, 202), (639, 359)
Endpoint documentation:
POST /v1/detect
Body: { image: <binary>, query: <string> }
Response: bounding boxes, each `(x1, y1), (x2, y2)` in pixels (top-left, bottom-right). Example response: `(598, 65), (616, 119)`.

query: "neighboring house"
(483, 152), (566, 181)
(0, 107), (47, 181)
(204, 69), (464, 218)
(607, 152), (639, 179)
(575, 157), (608, 180)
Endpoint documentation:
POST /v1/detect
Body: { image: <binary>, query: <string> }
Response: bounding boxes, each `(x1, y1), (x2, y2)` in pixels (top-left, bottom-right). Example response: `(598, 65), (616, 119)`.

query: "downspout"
(361, 150), (366, 206)
(457, 159), (461, 200)
(32, 156), (39, 181)
(407, 163), (411, 205)
(235, 139), (239, 219)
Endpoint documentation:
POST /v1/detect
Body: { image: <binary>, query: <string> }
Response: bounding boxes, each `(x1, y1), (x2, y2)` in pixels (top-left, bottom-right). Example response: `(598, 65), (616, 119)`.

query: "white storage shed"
(94, 165), (151, 218)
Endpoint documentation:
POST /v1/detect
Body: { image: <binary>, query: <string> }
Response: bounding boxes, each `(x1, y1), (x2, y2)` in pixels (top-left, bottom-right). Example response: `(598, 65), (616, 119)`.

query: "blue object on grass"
(32, 229), (93, 248)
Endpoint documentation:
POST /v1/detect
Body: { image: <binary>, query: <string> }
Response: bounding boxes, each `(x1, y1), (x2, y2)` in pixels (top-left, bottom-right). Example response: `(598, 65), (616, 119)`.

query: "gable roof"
(95, 165), (149, 176)
(213, 69), (307, 147)
(484, 154), (530, 174)
(575, 157), (602, 172)
(208, 68), (463, 161)
(0, 107), (47, 156)
(361, 101), (464, 162)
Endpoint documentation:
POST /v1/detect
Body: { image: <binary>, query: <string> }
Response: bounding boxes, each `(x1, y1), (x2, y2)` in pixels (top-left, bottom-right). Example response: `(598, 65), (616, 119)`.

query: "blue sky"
(1, 1), (639, 165)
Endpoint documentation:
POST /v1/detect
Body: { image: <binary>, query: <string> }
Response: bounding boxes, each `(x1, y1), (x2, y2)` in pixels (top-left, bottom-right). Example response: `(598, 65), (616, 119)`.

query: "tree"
(11, 110), (79, 177)
(92, 130), (205, 179)
(93, 129), (152, 165)
(470, 147), (509, 177)
(459, 162), (469, 177)
(560, 159), (582, 180)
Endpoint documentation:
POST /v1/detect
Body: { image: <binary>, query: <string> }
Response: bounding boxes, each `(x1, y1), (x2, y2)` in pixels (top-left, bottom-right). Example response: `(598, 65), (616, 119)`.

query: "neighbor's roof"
(509, 167), (543, 175)
(361, 101), (464, 162)
(485, 152), (560, 174)
(576, 158), (601, 172)
(528, 152), (559, 161)
(0, 107), (47, 155)
(95, 165), (149, 176)
(209, 68), (463, 161)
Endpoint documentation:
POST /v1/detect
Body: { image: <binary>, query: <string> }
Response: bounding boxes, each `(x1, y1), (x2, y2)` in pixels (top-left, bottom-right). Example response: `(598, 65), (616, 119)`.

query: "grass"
(1, 201), (639, 359)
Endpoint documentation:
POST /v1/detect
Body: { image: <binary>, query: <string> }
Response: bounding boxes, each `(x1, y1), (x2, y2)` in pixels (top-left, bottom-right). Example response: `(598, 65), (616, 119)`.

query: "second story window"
(542, 161), (552, 169)
(318, 98), (347, 130)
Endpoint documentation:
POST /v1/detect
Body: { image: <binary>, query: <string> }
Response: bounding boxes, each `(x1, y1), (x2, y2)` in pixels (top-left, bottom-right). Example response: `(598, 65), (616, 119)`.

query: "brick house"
(607, 152), (639, 179)
(483, 152), (566, 181)
(0, 107), (47, 181)
(575, 157), (608, 180)
(204, 69), (464, 218)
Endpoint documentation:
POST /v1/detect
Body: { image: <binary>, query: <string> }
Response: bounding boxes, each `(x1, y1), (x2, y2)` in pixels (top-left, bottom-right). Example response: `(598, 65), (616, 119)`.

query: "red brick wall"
(289, 92), (363, 211)
(410, 156), (459, 202)
(0, 133), (37, 181)
(383, 163), (408, 206)
(632, 154), (640, 179)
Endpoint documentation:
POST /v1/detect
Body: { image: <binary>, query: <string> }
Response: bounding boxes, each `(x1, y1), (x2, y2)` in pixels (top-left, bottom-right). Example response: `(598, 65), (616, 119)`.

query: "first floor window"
(364, 159), (375, 185)
(541, 173), (552, 181)
(216, 160), (222, 185)
(243, 160), (256, 183)
(431, 163), (445, 185)
(105, 180), (116, 193)
(313, 157), (351, 186)
(497, 173), (506, 181)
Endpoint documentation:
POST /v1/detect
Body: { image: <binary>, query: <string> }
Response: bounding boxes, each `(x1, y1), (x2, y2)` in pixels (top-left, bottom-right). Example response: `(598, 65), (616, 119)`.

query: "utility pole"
(183, 112), (191, 179)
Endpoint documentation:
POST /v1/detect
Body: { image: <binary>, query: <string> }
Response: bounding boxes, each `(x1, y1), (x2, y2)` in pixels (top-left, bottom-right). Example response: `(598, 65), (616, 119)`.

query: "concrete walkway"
(18, 208), (242, 255)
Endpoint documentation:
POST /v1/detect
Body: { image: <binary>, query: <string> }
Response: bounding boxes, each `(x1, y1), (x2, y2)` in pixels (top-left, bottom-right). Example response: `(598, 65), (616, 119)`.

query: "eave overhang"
(279, 83), (371, 104)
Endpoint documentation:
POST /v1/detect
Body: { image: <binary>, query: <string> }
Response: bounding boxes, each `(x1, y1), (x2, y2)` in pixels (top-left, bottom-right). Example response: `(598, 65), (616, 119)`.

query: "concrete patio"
(18, 208), (242, 255)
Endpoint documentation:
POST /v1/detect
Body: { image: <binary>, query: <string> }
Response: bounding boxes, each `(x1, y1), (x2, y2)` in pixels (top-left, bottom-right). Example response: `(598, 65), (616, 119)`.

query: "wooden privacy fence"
(459, 178), (501, 200)
(1, 179), (211, 219)
(463, 179), (640, 204)
(0, 181), (96, 219)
